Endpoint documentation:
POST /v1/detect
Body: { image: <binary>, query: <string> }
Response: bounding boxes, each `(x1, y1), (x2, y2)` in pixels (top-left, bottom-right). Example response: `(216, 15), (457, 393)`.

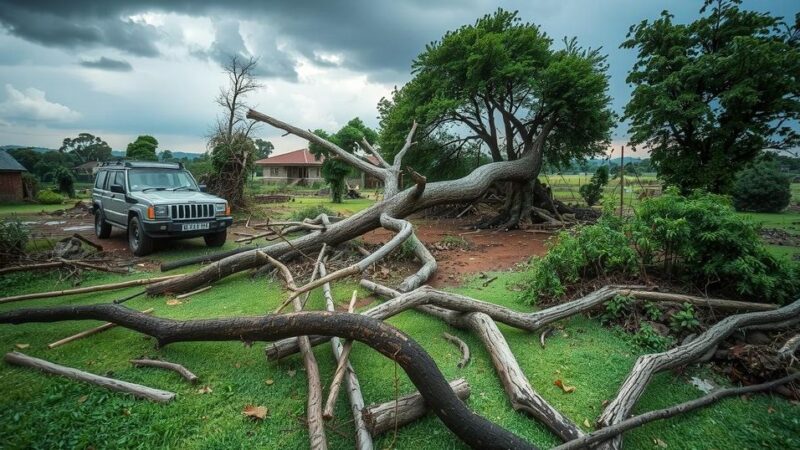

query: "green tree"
(253, 139), (274, 160)
(579, 165), (609, 206)
(731, 159), (791, 212)
(59, 133), (112, 163)
(159, 149), (174, 162)
(622, 0), (800, 193)
(33, 151), (76, 180)
(6, 147), (40, 172)
(378, 9), (614, 228)
(52, 166), (75, 198)
(126, 135), (159, 161)
(310, 118), (377, 203)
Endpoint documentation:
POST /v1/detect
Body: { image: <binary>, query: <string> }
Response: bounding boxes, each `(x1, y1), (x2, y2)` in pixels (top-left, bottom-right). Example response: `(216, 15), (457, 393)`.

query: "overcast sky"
(0, 0), (794, 158)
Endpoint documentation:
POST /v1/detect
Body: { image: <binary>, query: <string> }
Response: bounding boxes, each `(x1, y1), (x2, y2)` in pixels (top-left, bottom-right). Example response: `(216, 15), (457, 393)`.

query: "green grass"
(0, 202), (71, 217)
(1, 268), (796, 449)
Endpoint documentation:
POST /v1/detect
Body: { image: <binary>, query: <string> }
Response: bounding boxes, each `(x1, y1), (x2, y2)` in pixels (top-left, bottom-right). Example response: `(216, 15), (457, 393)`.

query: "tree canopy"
(126, 135), (159, 161)
(379, 9), (615, 174)
(310, 118), (377, 203)
(253, 139), (274, 160)
(622, 0), (800, 193)
(59, 133), (112, 163)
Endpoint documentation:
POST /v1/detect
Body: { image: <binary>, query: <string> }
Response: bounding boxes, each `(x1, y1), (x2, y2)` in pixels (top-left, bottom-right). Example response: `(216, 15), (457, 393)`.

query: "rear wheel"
(128, 216), (154, 256)
(204, 229), (227, 248)
(95, 210), (112, 239)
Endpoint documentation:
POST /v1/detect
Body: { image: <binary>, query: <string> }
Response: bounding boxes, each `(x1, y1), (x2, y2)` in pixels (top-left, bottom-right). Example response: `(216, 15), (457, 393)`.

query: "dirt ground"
(21, 205), (552, 285)
(362, 217), (551, 286)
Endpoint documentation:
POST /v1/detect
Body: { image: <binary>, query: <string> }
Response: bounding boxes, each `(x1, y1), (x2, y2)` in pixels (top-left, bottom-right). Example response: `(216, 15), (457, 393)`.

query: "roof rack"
(98, 160), (184, 169)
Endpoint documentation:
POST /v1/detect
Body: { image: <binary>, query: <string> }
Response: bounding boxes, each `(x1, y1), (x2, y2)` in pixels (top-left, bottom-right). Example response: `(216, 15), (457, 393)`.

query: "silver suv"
(91, 161), (232, 256)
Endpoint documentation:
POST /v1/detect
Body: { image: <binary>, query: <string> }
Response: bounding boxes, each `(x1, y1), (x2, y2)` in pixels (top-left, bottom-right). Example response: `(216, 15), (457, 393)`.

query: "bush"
(578, 166), (609, 206)
(731, 160), (791, 212)
(632, 323), (673, 352)
(522, 190), (799, 305)
(0, 218), (29, 255)
(288, 205), (336, 222)
(36, 189), (65, 205)
(53, 166), (75, 198)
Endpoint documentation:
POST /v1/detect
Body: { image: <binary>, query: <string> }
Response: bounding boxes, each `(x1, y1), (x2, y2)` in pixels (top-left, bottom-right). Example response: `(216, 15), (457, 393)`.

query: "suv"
(92, 160), (233, 256)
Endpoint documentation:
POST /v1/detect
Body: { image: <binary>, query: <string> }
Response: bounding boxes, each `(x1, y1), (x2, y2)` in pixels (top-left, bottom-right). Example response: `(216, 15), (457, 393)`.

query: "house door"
(298, 167), (308, 179)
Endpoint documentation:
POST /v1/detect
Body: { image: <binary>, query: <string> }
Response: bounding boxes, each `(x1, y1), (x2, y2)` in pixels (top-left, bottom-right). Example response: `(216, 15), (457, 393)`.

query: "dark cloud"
(79, 56), (133, 72)
(193, 18), (298, 80)
(0, 3), (161, 57)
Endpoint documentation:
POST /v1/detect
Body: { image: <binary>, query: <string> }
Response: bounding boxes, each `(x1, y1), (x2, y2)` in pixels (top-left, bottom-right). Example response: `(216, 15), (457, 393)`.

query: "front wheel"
(128, 216), (154, 256)
(95, 210), (111, 239)
(204, 229), (227, 247)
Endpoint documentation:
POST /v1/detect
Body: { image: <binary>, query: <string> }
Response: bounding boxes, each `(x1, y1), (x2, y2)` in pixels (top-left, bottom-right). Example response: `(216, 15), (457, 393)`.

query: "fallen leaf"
(689, 377), (715, 394)
(583, 418), (592, 428)
(77, 395), (88, 404)
(242, 405), (268, 420)
(15, 343), (29, 349)
(197, 385), (213, 394)
(554, 379), (576, 394)
(767, 406), (776, 414)
(265, 379), (274, 386)
(235, 363), (241, 369)
(654, 438), (667, 448)
(122, 408), (131, 416)
(287, 369), (296, 378)
(166, 299), (183, 306)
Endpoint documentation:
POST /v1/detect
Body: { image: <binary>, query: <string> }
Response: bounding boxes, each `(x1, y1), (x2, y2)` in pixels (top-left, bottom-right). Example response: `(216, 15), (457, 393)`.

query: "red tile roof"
(254, 148), (323, 166)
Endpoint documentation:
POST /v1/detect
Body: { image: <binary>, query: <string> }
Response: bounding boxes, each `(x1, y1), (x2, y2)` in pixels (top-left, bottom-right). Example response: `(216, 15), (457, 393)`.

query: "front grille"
(171, 203), (215, 220)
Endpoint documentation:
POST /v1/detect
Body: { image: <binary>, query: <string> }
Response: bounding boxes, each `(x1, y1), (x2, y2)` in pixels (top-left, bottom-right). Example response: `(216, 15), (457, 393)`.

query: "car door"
(105, 170), (128, 225)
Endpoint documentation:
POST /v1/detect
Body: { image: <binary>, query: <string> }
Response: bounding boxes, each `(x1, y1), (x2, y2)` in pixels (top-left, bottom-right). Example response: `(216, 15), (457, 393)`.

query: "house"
(0, 150), (27, 202)
(254, 148), (384, 188)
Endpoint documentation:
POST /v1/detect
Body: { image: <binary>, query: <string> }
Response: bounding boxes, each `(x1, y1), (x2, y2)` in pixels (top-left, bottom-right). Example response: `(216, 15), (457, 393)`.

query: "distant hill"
(2, 145), (202, 160)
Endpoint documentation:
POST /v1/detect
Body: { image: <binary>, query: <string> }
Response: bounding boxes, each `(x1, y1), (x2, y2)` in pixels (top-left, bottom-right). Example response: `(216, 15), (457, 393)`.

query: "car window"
(128, 169), (198, 192)
(112, 171), (125, 190)
(95, 171), (107, 189)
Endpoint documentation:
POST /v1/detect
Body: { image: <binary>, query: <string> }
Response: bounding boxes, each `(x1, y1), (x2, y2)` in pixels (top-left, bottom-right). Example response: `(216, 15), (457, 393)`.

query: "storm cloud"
(79, 57), (134, 72)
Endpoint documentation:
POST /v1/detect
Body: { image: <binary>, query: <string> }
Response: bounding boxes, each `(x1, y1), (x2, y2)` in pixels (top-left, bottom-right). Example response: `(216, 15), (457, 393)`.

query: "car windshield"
(128, 169), (198, 192)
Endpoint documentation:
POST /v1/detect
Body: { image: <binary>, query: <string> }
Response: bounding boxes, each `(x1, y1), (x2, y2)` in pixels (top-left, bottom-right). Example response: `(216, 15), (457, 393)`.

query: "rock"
(53, 237), (84, 259)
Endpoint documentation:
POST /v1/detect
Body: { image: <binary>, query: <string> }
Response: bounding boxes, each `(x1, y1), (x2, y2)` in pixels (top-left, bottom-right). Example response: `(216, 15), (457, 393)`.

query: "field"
(0, 186), (798, 449)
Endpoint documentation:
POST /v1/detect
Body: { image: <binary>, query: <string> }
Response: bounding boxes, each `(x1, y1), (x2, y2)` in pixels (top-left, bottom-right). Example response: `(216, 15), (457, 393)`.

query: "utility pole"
(619, 145), (625, 218)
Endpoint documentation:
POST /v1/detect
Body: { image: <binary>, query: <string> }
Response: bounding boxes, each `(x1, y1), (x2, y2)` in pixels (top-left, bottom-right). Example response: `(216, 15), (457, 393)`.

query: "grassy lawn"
(0, 268), (796, 449)
(0, 202), (71, 217)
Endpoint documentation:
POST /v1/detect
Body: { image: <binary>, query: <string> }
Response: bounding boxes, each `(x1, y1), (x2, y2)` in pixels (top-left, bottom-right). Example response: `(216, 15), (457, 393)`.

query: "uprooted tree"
(378, 9), (616, 229)
(2, 103), (797, 449)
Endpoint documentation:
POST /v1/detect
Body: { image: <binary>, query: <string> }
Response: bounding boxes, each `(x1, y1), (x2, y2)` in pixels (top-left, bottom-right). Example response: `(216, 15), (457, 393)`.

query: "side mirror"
(110, 184), (125, 194)
(199, 184), (207, 192)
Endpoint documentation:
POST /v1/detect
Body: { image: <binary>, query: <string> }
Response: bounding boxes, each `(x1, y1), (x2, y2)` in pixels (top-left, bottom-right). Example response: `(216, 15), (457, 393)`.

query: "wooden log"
(61, 258), (129, 274)
(159, 246), (256, 272)
(442, 332), (471, 368)
(47, 308), (155, 349)
(320, 262), (373, 450)
(778, 333), (800, 363)
(174, 285), (212, 300)
(322, 290), (358, 420)
(363, 378), (471, 435)
(0, 261), (64, 275)
(71, 233), (103, 251)
(292, 247), (328, 450)
(4, 351), (175, 402)
(597, 298), (800, 450)
(0, 305), (537, 449)
(618, 290), (778, 312)
(555, 373), (800, 450)
(0, 276), (180, 304)
(130, 358), (199, 384)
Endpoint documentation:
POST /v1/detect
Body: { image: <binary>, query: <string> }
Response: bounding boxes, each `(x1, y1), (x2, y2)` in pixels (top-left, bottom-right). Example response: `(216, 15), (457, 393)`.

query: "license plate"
(182, 222), (210, 231)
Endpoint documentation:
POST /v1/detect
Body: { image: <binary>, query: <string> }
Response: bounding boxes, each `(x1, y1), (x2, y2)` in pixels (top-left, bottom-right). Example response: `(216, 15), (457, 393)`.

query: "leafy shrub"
(633, 188), (798, 304)
(643, 302), (662, 321)
(53, 166), (75, 198)
(601, 294), (635, 324)
(669, 303), (700, 333)
(731, 160), (791, 213)
(632, 323), (673, 352)
(0, 218), (30, 255)
(288, 205), (336, 222)
(522, 214), (638, 304)
(578, 166), (609, 206)
(36, 189), (65, 205)
(522, 190), (799, 305)
(21, 172), (38, 199)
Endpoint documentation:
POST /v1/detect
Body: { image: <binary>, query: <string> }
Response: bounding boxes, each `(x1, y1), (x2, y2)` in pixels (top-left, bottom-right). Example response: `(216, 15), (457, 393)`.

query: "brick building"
(0, 150), (26, 202)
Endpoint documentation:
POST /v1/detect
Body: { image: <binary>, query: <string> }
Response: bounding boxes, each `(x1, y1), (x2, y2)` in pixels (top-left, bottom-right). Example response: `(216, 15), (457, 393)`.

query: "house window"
(270, 167), (280, 177)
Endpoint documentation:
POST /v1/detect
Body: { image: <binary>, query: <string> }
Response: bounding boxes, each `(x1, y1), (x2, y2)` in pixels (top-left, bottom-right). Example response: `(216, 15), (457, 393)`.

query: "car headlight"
(154, 205), (170, 219)
(214, 203), (228, 215)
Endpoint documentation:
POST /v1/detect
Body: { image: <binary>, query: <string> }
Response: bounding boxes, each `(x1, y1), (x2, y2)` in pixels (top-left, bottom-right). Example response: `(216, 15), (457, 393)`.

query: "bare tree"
(206, 55), (262, 208)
